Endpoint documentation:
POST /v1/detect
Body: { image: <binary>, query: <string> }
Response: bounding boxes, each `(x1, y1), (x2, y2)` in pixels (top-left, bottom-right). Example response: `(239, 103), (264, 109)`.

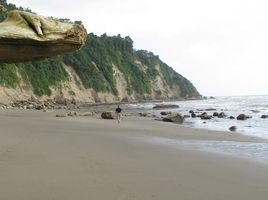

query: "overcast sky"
(10, 0), (268, 96)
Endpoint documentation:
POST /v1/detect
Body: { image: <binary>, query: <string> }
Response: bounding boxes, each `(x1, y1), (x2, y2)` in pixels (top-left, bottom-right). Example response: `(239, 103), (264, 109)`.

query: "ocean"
(134, 95), (268, 139)
(128, 95), (268, 164)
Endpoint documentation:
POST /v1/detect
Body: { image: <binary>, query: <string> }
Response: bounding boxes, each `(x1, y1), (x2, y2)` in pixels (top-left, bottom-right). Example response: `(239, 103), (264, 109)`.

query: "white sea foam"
(129, 95), (268, 139)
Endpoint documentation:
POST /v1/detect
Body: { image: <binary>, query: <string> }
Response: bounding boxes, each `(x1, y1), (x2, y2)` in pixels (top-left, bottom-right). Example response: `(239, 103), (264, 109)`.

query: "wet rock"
(218, 112), (226, 118)
(201, 113), (212, 120)
(205, 108), (217, 111)
(237, 114), (250, 120)
(261, 115), (268, 119)
(191, 113), (197, 118)
(153, 104), (179, 109)
(160, 111), (171, 115)
(229, 126), (237, 131)
(213, 112), (219, 117)
(189, 110), (194, 114)
(229, 116), (235, 119)
(101, 111), (115, 119)
(184, 115), (190, 118)
(162, 112), (184, 124)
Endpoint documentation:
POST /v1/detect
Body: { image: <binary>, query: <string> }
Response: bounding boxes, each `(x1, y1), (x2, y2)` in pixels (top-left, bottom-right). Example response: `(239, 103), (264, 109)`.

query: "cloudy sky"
(10, 0), (268, 96)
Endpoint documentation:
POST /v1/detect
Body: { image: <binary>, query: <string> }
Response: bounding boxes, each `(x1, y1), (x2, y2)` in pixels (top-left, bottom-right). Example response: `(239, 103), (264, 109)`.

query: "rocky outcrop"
(162, 112), (184, 124)
(0, 9), (87, 63)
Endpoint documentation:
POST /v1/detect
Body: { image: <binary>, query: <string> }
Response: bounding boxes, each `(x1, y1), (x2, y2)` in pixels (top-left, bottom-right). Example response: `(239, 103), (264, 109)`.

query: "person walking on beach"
(115, 105), (122, 123)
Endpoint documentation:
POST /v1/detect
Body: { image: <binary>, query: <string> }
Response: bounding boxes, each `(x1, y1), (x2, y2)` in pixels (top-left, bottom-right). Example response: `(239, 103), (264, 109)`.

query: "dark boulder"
(213, 112), (219, 117)
(191, 113), (197, 118)
(261, 115), (268, 119)
(218, 112), (226, 118)
(189, 110), (195, 114)
(101, 111), (115, 119)
(229, 116), (235, 119)
(229, 126), (237, 131)
(237, 114), (249, 120)
(160, 111), (171, 115)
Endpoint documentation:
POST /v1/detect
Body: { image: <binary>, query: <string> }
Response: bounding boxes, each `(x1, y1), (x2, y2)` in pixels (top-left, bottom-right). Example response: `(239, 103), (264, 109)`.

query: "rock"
(229, 126), (237, 132)
(237, 114), (249, 120)
(162, 112), (184, 124)
(0, 9), (87, 63)
(160, 111), (171, 115)
(191, 113), (197, 118)
(56, 113), (68, 117)
(139, 113), (148, 117)
(261, 115), (268, 119)
(79, 112), (94, 116)
(67, 111), (79, 116)
(153, 104), (179, 109)
(184, 115), (190, 118)
(218, 112), (226, 118)
(189, 110), (194, 114)
(229, 116), (235, 119)
(201, 113), (212, 120)
(35, 104), (44, 110)
(213, 112), (219, 117)
(205, 108), (217, 111)
(101, 111), (115, 119)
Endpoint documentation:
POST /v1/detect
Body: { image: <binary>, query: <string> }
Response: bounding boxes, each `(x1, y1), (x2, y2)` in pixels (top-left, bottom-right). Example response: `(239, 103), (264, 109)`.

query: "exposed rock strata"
(0, 10), (87, 63)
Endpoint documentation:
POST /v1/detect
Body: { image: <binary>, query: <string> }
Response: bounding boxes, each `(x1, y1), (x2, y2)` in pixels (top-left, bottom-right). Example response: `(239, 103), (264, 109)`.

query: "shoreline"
(0, 109), (268, 199)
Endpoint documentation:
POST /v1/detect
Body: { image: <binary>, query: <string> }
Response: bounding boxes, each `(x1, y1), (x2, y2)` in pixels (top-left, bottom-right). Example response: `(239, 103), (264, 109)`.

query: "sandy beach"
(0, 109), (268, 200)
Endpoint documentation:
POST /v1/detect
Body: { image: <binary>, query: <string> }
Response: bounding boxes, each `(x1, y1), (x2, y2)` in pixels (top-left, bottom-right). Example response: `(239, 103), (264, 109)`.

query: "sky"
(9, 0), (268, 96)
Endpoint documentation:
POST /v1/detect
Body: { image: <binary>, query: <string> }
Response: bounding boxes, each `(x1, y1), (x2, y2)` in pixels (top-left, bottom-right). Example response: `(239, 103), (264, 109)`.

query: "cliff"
(0, 0), (200, 104)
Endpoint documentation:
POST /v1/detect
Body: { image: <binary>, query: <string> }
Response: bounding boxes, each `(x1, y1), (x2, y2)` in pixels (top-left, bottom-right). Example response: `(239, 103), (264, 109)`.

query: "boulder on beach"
(229, 126), (237, 132)
(218, 112), (226, 118)
(153, 104), (179, 109)
(162, 112), (184, 124)
(201, 113), (212, 120)
(261, 115), (268, 119)
(191, 113), (197, 118)
(213, 112), (219, 117)
(101, 111), (116, 119)
(56, 113), (68, 117)
(160, 111), (171, 115)
(237, 114), (250, 120)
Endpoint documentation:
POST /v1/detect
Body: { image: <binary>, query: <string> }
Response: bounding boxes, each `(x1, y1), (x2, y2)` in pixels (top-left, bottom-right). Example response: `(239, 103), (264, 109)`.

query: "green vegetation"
(0, 0), (199, 98)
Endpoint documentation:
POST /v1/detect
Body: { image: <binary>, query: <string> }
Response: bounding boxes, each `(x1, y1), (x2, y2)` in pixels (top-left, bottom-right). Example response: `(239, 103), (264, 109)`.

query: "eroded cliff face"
(0, 62), (199, 104)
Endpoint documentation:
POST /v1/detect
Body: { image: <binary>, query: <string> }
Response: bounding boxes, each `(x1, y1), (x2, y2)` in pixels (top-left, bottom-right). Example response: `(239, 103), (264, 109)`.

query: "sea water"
(128, 95), (268, 163)
(131, 95), (268, 139)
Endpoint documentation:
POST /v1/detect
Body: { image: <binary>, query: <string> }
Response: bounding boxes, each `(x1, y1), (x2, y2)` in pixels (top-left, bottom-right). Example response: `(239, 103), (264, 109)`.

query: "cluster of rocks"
(0, 99), (80, 111)
(188, 110), (256, 121)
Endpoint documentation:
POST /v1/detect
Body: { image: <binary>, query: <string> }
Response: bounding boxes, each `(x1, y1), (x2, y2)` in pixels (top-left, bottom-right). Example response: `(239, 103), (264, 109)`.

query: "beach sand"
(0, 109), (268, 200)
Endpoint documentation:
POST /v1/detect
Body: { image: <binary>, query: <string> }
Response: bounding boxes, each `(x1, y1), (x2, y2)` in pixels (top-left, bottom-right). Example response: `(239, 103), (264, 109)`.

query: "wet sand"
(0, 109), (268, 200)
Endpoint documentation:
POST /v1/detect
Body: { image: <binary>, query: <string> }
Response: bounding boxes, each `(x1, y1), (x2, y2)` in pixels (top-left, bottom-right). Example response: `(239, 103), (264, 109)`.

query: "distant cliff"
(0, 0), (200, 103)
